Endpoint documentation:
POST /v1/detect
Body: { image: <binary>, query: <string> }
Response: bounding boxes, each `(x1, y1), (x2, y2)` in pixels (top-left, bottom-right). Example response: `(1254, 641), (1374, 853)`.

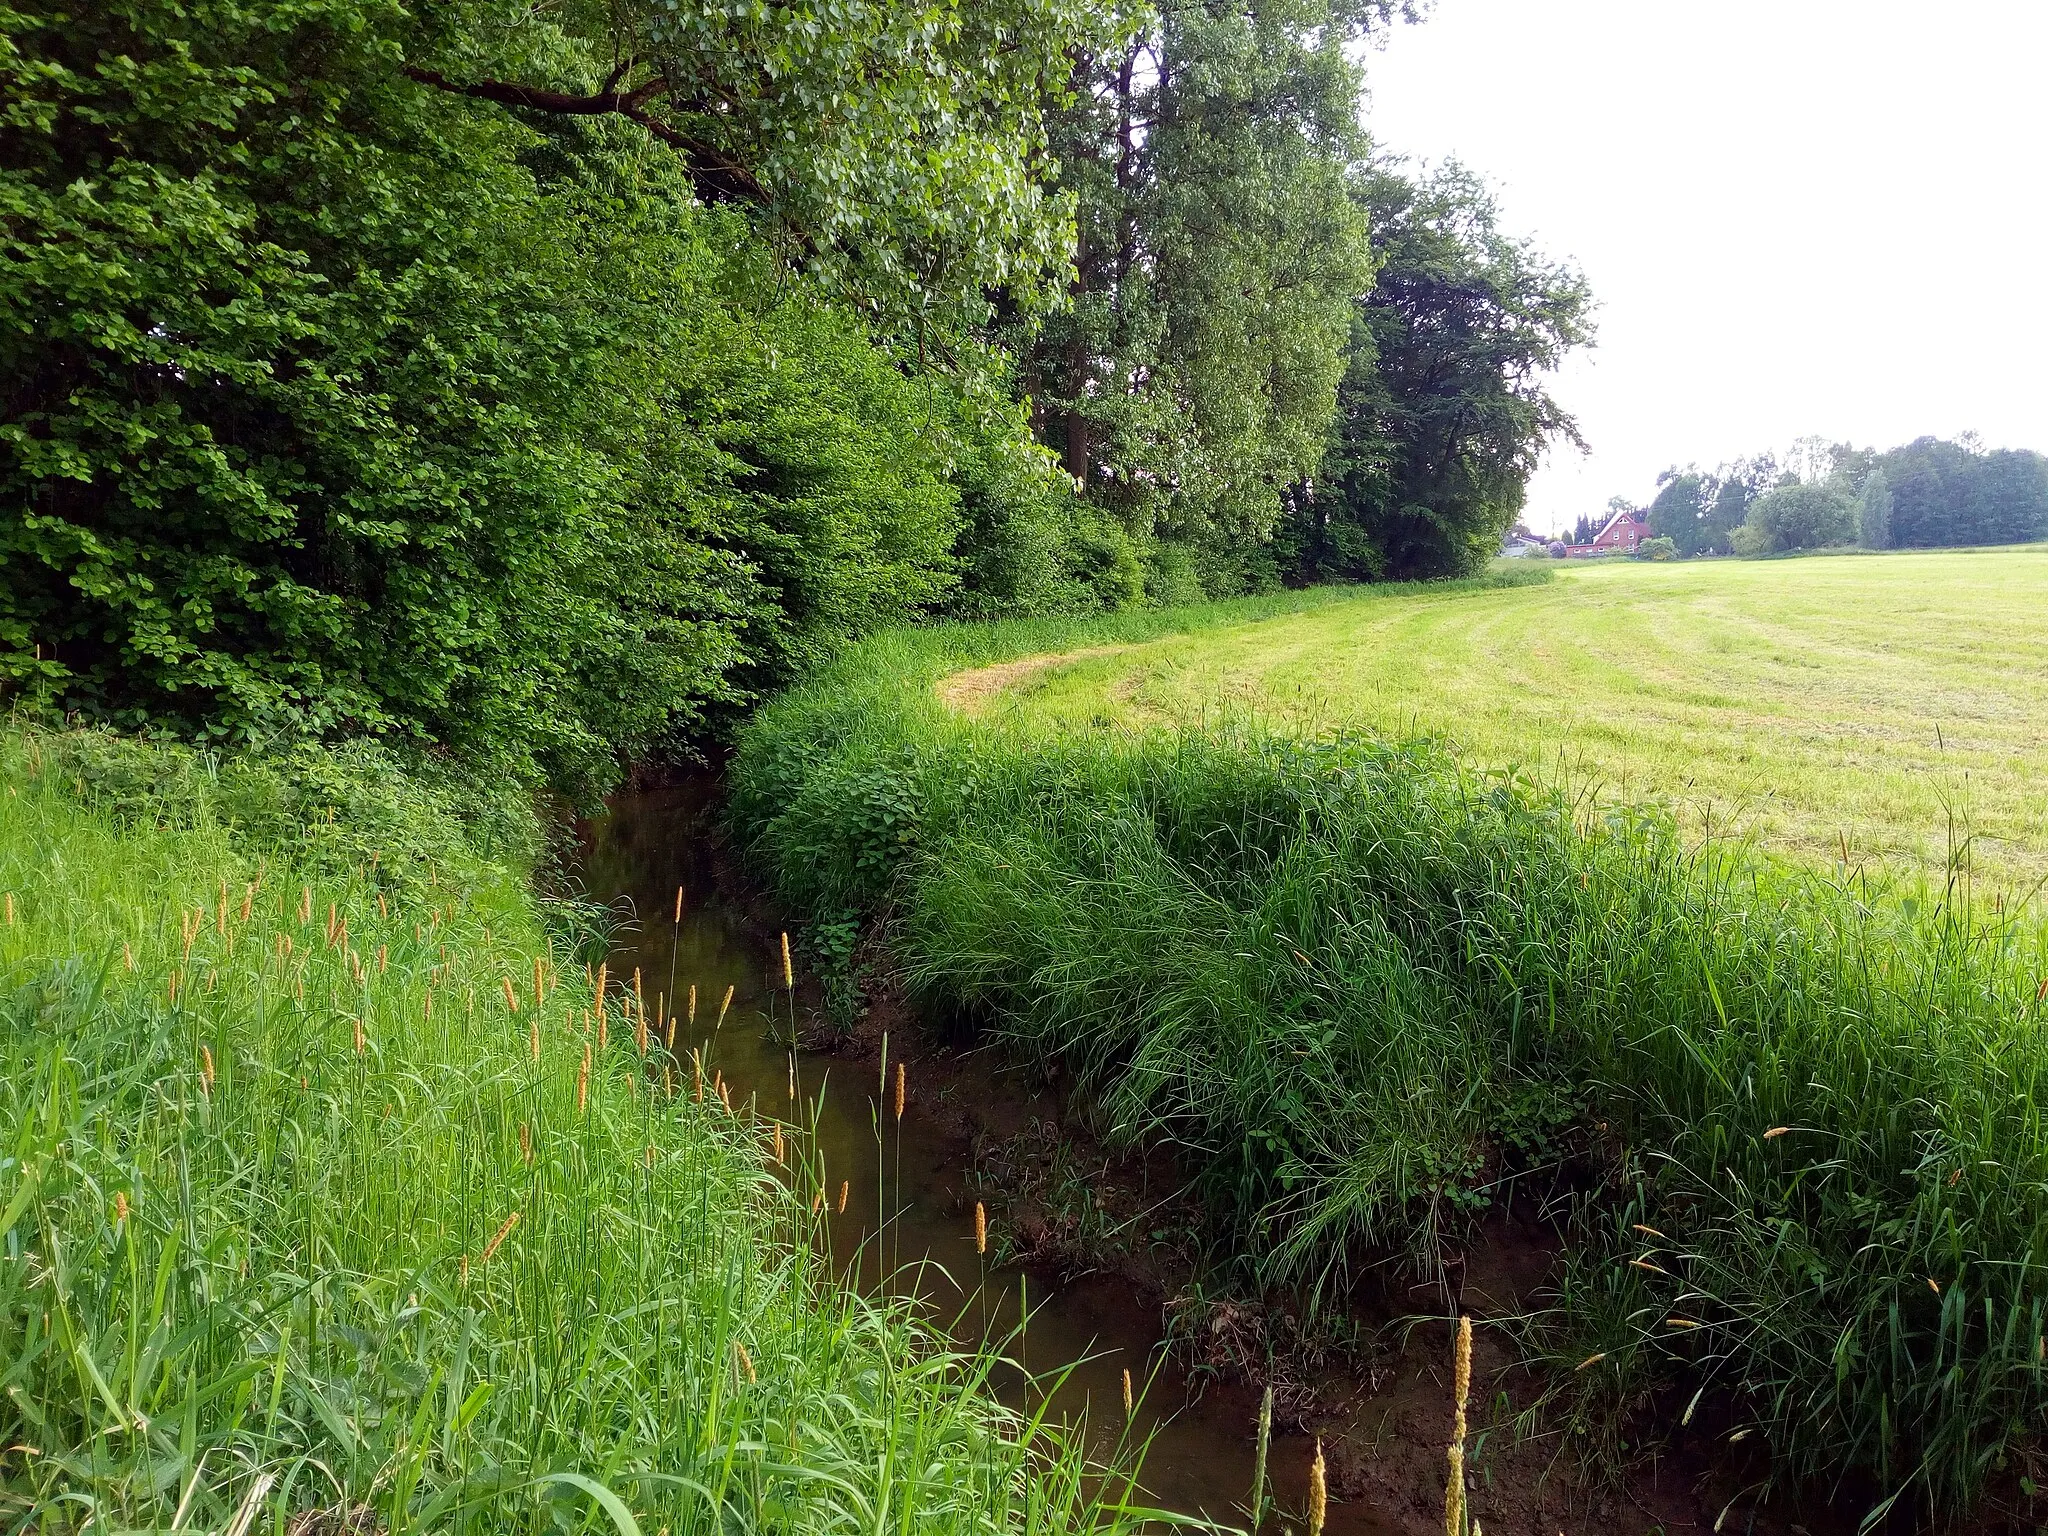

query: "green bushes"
(0, 0), (1089, 794)
(0, 728), (1137, 1534)
(730, 597), (2048, 1522)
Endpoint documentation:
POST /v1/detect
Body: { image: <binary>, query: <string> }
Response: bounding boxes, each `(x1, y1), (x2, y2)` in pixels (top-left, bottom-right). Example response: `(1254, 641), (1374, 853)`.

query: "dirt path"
(933, 644), (1135, 714)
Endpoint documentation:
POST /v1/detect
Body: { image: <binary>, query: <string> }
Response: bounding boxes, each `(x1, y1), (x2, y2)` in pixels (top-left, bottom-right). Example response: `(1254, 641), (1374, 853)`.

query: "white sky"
(1362, 0), (2048, 535)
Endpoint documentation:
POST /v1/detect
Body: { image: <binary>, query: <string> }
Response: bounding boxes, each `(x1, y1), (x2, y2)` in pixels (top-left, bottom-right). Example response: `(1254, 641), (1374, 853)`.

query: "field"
(730, 554), (2048, 1527)
(965, 548), (2048, 892)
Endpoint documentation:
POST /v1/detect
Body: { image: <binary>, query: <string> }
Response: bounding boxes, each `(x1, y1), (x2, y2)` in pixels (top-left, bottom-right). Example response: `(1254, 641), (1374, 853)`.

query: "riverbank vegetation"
(730, 568), (2048, 1526)
(0, 726), (1143, 1533)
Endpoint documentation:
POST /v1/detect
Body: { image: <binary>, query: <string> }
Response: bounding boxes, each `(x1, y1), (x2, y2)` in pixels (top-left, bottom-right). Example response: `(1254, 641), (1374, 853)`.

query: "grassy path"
(974, 548), (2048, 889)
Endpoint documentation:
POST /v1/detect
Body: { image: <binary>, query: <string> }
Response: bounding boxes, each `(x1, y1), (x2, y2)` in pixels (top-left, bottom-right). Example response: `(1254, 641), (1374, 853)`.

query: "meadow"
(730, 552), (2048, 1528)
(0, 729), (1143, 1536)
(970, 548), (2048, 892)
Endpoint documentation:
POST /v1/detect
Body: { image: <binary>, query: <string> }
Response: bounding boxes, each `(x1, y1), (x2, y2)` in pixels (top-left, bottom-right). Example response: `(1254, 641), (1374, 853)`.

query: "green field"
(964, 548), (2048, 891)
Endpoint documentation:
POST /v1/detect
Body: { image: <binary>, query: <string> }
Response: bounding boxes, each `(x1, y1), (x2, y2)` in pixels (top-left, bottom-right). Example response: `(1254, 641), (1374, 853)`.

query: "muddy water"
(581, 782), (1393, 1535)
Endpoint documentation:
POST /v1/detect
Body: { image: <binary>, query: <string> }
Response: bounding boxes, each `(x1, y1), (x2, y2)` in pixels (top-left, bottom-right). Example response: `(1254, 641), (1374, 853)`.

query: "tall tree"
(1857, 466), (1893, 549)
(1023, 0), (1403, 592)
(1279, 161), (1592, 581)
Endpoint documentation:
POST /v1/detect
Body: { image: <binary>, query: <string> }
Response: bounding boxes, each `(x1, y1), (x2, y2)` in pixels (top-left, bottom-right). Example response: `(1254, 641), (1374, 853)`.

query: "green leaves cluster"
(1280, 162), (1593, 581)
(0, 0), (1084, 795)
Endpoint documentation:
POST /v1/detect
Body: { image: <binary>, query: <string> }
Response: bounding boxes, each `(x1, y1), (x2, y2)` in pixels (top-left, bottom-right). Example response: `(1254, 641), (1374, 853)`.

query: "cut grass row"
(0, 728), (1145, 1535)
(730, 591), (2048, 1527)
(985, 550), (2048, 892)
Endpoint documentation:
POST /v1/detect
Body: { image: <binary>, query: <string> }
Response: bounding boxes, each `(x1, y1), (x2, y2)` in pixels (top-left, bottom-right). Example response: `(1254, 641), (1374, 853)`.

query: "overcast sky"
(1361, 0), (2048, 535)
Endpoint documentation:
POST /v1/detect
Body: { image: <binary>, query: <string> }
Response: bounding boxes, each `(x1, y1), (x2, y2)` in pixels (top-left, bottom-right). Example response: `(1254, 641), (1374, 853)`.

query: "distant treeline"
(0, 0), (1589, 793)
(1632, 435), (2048, 558)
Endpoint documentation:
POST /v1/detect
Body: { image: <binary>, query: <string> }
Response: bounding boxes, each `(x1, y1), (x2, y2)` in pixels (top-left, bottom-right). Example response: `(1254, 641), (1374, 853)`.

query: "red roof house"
(1565, 508), (1648, 557)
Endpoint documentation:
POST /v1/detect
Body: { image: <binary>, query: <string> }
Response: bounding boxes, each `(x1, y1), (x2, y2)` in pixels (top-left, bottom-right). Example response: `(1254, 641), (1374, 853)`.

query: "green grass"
(728, 565), (2048, 1526)
(977, 549), (2048, 892)
(0, 728), (1149, 1536)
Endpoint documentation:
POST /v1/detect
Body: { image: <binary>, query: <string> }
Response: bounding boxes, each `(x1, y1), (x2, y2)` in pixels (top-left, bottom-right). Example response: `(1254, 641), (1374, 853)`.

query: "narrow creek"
(580, 780), (1397, 1535)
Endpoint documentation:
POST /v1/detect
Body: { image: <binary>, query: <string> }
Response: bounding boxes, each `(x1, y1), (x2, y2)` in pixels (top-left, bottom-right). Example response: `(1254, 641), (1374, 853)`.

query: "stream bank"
(578, 777), (1824, 1536)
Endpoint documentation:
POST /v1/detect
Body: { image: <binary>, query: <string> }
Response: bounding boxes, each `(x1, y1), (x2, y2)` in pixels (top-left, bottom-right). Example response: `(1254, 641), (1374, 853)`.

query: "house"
(1564, 508), (1648, 557)
(1499, 521), (1548, 558)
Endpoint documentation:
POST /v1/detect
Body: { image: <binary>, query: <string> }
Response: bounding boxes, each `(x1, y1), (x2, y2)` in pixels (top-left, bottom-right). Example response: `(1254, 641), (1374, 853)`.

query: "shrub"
(1732, 482), (1858, 556)
(1633, 535), (1677, 560)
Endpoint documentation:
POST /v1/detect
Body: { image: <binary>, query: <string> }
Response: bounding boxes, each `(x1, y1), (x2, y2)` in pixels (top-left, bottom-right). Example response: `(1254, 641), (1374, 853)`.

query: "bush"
(1732, 482), (1858, 556)
(731, 600), (2048, 1523)
(1633, 535), (1677, 560)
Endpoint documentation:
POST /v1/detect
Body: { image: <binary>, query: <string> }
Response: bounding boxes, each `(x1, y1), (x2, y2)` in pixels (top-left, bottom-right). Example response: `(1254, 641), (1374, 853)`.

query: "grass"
(0, 727), (1152, 1536)
(728, 559), (2048, 1527)
(976, 548), (2048, 891)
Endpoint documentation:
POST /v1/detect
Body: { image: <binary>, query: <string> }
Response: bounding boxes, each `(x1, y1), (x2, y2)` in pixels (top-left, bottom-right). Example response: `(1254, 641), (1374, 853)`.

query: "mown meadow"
(730, 557), (2048, 1528)
(0, 728), (1149, 1535)
(970, 548), (2048, 892)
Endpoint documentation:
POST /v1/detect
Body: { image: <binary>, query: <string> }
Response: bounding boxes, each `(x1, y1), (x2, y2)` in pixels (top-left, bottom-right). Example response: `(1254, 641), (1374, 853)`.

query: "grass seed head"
(501, 976), (518, 1014)
(479, 1210), (520, 1265)
(838, 1180), (849, 1214)
(718, 984), (733, 1027)
(780, 931), (793, 991)
(894, 1062), (905, 1121)
(735, 1340), (756, 1383)
(1122, 1367), (1133, 1418)
(1308, 1440), (1327, 1536)
(975, 1200), (987, 1255)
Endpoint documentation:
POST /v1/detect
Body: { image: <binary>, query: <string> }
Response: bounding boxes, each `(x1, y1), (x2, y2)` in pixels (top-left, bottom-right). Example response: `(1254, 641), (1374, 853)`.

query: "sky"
(1360, 0), (2048, 535)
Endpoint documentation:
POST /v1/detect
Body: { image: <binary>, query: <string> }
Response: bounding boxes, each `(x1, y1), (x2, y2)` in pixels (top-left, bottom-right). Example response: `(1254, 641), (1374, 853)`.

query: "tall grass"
(730, 603), (2048, 1525)
(0, 728), (1146, 1535)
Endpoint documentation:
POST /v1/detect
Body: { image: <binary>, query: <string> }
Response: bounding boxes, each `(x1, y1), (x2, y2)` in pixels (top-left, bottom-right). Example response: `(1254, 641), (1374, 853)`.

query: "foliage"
(0, 726), (1145, 1534)
(1644, 458), (1776, 557)
(415, 0), (1111, 337)
(0, 0), (1084, 794)
(1731, 481), (1858, 555)
(1875, 435), (2048, 549)
(1277, 163), (1594, 582)
(1020, 0), (1395, 583)
(1632, 535), (1676, 560)
(1857, 464), (1893, 549)
(730, 578), (2048, 1523)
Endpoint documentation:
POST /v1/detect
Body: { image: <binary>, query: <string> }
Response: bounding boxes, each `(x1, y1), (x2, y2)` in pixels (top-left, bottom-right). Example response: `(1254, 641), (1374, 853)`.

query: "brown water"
(580, 781), (1393, 1535)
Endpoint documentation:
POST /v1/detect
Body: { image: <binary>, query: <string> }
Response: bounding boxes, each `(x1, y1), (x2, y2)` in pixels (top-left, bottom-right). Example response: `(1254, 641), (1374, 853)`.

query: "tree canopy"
(1278, 162), (1593, 582)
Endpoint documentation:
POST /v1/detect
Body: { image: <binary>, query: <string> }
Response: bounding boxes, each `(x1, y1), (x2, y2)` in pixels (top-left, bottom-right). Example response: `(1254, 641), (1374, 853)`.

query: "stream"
(580, 781), (1396, 1534)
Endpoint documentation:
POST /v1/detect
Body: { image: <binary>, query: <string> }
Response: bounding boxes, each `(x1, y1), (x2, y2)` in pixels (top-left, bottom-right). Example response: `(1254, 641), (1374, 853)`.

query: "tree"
(401, 0), (1111, 337)
(0, 0), (1080, 793)
(1876, 437), (2048, 548)
(1276, 161), (1592, 581)
(1731, 482), (1857, 556)
(1647, 472), (1711, 556)
(1022, 0), (1407, 592)
(1858, 466), (1893, 550)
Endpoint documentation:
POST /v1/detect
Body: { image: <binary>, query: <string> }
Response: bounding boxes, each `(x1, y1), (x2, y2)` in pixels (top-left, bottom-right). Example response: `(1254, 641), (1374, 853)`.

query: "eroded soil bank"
(578, 778), (1844, 1536)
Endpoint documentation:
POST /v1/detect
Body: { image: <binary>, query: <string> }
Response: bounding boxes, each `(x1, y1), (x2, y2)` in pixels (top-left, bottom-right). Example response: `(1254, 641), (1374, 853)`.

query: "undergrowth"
(729, 586), (2048, 1528)
(0, 726), (1151, 1535)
